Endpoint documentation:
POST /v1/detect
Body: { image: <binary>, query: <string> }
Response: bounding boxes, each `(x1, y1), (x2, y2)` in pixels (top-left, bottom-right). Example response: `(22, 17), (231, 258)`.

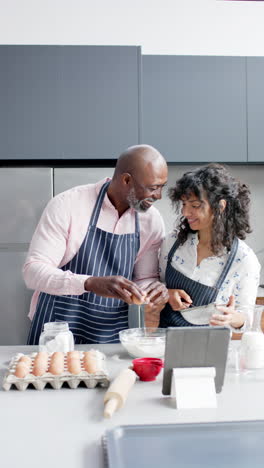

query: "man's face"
(127, 187), (157, 212)
(127, 167), (168, 212)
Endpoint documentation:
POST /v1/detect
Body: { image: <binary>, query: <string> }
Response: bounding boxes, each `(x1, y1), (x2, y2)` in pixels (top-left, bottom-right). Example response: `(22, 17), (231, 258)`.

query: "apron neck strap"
(214, 237), (239, 289)
(89, 181), (111, 227)
(168, 236), (181, 263)
(134, 210), (140, 235)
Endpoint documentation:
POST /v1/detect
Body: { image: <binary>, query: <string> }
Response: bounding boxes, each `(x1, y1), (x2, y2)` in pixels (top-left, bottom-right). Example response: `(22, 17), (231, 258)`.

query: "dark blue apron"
(159, 237), (238, 327)
(27, 181), (140, 344)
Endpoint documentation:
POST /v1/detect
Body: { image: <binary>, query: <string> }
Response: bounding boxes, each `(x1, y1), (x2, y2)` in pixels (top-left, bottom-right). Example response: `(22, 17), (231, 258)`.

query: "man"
(23, 144), (168, 344)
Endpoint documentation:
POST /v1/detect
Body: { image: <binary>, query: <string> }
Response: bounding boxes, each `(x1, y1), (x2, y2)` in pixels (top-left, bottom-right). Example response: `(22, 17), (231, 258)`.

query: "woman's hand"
(144, 303), (164, 329)
(210, 295), (245, 329)
(168, 289), (192, 311)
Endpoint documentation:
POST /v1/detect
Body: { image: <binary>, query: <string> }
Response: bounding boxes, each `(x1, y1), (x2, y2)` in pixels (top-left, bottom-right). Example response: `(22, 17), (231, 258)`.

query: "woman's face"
(181, 193), (214, 232)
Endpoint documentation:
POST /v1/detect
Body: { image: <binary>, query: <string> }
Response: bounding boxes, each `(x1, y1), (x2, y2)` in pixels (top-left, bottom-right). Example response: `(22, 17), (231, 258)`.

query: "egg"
(34, 352), (49, 367)
(36, 351), (49, 360)
(48, 351), (65, 375)
(67, 351), (80, 360)
(83, 351), (98, 374)
(33, 353), (49, 375)
(18, 355), (32, 367)
(15, 362), (30, 378)
(32, 365), (46, 377)
(49, 363), (64, 375)
(51, 351), (64, 360)
(131, 294), (147, 305)
(68, 359), (81, 375)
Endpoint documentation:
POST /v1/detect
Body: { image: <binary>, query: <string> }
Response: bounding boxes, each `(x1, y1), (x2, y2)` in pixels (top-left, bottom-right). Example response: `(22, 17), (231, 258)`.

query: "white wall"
(1, 0), (264, 56)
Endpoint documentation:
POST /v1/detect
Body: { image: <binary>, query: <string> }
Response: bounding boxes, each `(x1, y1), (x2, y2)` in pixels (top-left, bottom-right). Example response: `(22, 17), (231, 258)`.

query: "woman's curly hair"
(169, 163), (252, 255)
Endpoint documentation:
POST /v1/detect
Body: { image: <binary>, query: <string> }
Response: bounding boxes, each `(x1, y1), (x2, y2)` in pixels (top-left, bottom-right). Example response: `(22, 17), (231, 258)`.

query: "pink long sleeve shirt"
(23, 178), (165, 319)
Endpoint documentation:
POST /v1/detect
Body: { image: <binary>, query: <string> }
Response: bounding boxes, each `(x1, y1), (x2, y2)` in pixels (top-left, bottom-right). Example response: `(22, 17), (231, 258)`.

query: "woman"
(156, 163), (260, 331)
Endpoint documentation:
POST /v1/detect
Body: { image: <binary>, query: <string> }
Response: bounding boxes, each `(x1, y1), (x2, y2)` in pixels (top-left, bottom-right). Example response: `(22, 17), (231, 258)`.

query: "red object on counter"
(132, 357), (163, 381)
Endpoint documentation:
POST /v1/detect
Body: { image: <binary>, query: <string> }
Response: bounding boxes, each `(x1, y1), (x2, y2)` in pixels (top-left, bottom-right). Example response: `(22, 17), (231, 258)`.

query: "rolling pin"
(103, 368), (137, 418)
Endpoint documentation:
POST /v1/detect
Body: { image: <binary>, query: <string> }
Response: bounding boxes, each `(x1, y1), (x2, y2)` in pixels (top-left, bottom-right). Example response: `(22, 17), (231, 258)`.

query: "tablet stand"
(171, 367), (217, 409)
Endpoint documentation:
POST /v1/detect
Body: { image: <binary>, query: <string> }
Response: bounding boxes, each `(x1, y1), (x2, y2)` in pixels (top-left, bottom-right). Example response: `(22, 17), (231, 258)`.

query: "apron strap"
(214, 237), (239, 289)
(89, 181), (110, 227)
(167, 236), (181, 264)
(134, 211), (140, 239)
(90, 180), (140, 240)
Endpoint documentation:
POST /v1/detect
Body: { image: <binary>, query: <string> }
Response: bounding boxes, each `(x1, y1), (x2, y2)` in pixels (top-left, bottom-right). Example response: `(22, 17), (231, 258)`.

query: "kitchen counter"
(1, 344), (264, 468)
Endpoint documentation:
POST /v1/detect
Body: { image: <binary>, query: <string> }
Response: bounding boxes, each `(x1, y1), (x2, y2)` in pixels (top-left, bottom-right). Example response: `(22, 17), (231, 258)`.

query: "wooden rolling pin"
(103, 368), (137, 418)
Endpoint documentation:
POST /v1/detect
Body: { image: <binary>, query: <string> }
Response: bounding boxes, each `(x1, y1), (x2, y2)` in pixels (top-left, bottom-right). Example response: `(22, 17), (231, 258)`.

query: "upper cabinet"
(0, 45), (141, 160)
(2, 47), (264, 164)
(247, 58), (264, 162)
(60, 46), (141, 159)
(0, 46), (62, 159)
(142, 56), (247, 163)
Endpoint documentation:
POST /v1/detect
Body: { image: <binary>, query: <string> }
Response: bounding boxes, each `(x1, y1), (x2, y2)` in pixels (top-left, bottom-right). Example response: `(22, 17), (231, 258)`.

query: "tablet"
(162, 326), (230, 395)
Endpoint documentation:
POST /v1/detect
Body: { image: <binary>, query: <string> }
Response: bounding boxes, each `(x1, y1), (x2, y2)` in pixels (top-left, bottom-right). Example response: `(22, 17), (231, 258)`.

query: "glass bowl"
(119, 328), (166, 358)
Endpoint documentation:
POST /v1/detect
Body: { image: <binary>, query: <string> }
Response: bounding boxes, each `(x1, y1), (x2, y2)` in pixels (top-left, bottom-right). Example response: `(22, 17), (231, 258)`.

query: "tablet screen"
(162, 326), (230, 395)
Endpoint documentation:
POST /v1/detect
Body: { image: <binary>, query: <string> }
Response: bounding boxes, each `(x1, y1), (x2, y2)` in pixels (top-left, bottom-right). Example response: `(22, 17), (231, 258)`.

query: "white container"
(119, 328), (166, 358)
(39, 322), (74, 353)
(241, 331), (264, 369)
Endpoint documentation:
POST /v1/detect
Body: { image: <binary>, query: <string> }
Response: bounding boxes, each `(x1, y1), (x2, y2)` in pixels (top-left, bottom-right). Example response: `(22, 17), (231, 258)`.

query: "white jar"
(39, 322), (74, 353)
(241, 331), (264, 369)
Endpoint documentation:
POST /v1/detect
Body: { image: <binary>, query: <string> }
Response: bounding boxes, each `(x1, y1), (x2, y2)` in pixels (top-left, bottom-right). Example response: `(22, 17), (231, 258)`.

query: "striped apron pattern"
(27, 181), (140, 344)
(159, 237), (239, 328)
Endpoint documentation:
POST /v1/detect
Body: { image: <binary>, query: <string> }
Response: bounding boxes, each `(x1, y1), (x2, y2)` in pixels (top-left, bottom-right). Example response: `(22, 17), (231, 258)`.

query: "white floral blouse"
(159, 232), (261, 327)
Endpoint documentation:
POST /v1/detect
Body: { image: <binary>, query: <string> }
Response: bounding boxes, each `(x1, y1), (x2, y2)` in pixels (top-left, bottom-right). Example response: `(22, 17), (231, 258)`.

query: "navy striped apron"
(159, 237), (239, 328)
(27, 181), (140, 344)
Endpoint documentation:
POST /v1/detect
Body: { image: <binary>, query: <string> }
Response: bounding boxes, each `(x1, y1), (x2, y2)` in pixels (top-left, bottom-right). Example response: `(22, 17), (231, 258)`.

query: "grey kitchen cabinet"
(0, 45), (62, 159)
(0, 168), (53, 243)
(0, 251), (32, 345)
(0, 168), (52, 344)
(54, 167), (114, 195)
(60, 46), (141, 159)
(247, 58), (264, 162)
(0, 45), (141, 160)
(142, 55), (247, 163)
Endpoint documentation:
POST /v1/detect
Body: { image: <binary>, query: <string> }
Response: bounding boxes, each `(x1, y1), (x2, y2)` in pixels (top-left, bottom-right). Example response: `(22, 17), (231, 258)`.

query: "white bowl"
(119, 328), (166, 358)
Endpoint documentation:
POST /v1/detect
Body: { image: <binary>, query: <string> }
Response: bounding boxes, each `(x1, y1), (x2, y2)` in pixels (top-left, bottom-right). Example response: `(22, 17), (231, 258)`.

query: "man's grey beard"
(127, 188), (156, 213)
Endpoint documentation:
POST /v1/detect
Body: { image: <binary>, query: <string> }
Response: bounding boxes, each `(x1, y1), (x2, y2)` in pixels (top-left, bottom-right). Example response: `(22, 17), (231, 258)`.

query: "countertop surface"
(1, 344), (264, 468)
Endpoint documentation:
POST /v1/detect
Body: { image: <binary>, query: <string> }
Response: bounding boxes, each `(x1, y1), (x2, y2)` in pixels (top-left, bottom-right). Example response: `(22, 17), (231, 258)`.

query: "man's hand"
(84, 276), (146, 304)
(168, 289), (192, 310)
(144, 281), (169, 306)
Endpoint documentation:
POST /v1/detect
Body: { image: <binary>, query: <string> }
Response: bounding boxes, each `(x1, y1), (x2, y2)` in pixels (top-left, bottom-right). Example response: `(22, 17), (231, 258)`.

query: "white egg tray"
(2, 350), (110, 391)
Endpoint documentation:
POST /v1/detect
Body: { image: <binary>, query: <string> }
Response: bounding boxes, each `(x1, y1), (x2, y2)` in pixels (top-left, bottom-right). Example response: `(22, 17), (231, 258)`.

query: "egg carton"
(2, 350), (110, 391)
